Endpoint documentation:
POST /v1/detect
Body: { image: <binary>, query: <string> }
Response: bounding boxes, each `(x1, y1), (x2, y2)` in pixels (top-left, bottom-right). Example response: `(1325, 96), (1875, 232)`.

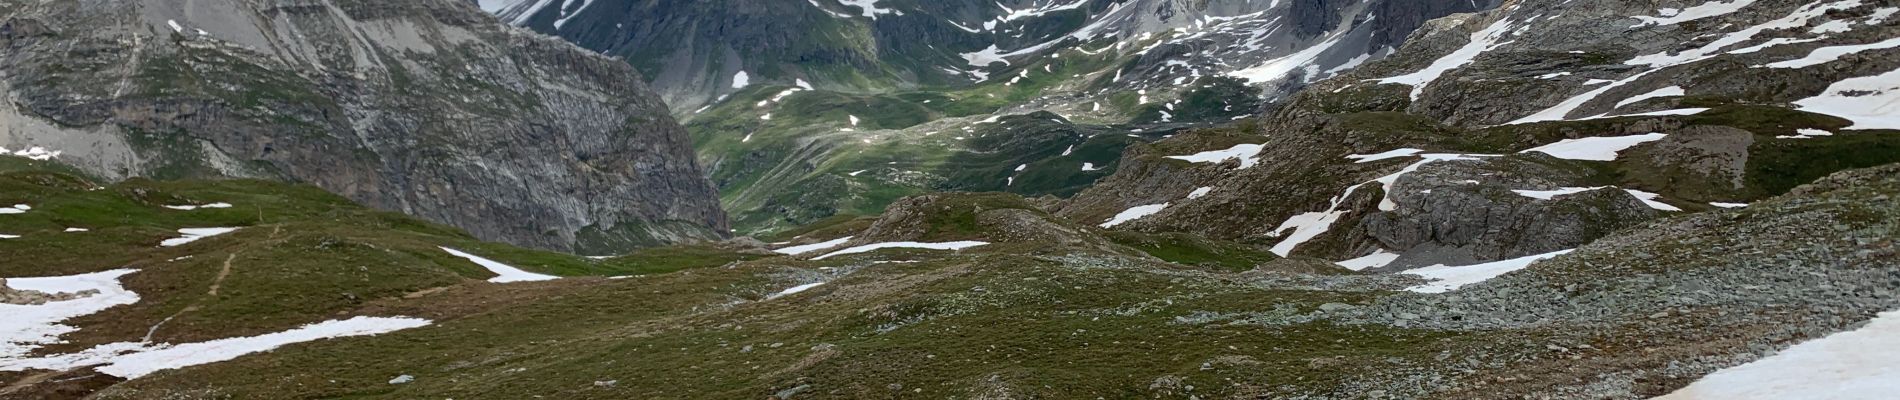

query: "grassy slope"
(0, 157), (765, 358)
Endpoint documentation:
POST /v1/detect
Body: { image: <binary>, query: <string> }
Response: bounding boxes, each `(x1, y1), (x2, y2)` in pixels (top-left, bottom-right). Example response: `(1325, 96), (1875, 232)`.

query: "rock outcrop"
(0, 0), (730, 254)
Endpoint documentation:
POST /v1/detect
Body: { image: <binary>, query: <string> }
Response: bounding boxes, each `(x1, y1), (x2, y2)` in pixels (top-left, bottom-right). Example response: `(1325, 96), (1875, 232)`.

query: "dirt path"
(140, 223), (280, 342)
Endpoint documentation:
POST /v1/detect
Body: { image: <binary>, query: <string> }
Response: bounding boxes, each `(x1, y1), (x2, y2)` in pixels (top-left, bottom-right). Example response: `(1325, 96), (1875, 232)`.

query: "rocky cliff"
(0, 0), (730, 254)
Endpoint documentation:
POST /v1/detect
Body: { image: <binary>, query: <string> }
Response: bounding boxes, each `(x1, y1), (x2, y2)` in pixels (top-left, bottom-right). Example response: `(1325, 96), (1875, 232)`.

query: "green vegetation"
(0, 155), (760, 350)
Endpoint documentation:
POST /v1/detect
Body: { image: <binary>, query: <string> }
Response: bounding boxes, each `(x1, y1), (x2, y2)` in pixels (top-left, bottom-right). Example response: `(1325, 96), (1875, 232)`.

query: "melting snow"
(159, 227), (240, 247)
(0, 269), (140, 359)
(0, 204), (28, 214)
(1777, 128), (1834, 139)
(1187, 187), (1213, 199)
(1792, 66), (1900, 130)
(1710, 202), (1750, 208)
(731, 71), (751, 89)
(4, 146), (61, 160)
(1631, 0), (1759, 27)
(1514, 1), (1854, 124)
(1403, 250), (1574, 293)
(1101, 203), (1168, 228)
(1081, 162), (1101, 171)
(1377, 19), (1517, 101)
(1345, 148), (1424, 163)
(1520, 133), (1667, 161)
(1165, 144), (1264, 169)
(1512, 186), (1681, 211)
(1654, 309), (1900, 400)
(1614, 86), (1685, 108)
(439, 247), (558, 283)
(1336, 250), (1400, 271)
(162, 203), (233, 211)
(835, 0), (895, 19)
(767, 282), (827, 299)
(2, 316), (430, 379)
(1230, 31), (1347, 84)
(774, 236), (854, 255)
(1763, 37), (1900, 69)
(811, 241), (988, 260)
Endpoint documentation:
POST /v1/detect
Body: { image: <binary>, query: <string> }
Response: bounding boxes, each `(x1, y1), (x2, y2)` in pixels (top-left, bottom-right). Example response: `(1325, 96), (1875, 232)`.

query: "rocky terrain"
(0, 0), (729, 254)
(1061, 0), (1900, 268)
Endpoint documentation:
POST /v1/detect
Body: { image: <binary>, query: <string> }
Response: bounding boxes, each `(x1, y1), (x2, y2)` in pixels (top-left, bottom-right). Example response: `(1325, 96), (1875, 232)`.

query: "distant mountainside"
(482, 0), (1501, 235)
(0, 0), (729, 254)
(489, 0), (1501, 112)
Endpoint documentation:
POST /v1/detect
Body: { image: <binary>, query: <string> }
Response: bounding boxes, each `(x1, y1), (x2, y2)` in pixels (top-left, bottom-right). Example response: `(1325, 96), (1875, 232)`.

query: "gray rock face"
(0, 0), (729, 254)
(1362, 155), (1666, 269)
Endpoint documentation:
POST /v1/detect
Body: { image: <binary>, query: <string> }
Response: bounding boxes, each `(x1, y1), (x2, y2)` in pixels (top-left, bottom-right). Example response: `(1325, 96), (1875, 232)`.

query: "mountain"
(486, 0), (1503, 235)
(0, 0), (729, 254)
(5, 0), (1900, 398)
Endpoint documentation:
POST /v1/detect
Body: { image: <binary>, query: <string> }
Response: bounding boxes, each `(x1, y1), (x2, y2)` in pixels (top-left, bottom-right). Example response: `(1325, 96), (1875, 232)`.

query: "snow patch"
(1345, 148), (1424, 163)
(162, 203), (233, 211)
(1164, 144), (1264, 169)
(1632, 0), (1759, 27)
(1100, 203), (1168, 228)
(1377, 19), (1517, 101)
(0, 269), (140, 359)
(1793, 66), (1900, 130)
(1337, 250), (1400, 271)
(1519, 133), (1667, 161)
(1764, 37), (1900, 69)
(1777, 128), (1834, 139)
(159, 227), (240, 247)
(731, 71), (751, 89)
(4, 146), (61, 161)
(774, 236), (854, 255)
(768, 282), (827, 299)
(1403, 250), (1574, 293)
(811, 241), (988, 260)
(1614, 86), (1685, 108)
(440, 247), (558, 283)
(2, 316), (431, 379)
(1655, 309), (1900, 400)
